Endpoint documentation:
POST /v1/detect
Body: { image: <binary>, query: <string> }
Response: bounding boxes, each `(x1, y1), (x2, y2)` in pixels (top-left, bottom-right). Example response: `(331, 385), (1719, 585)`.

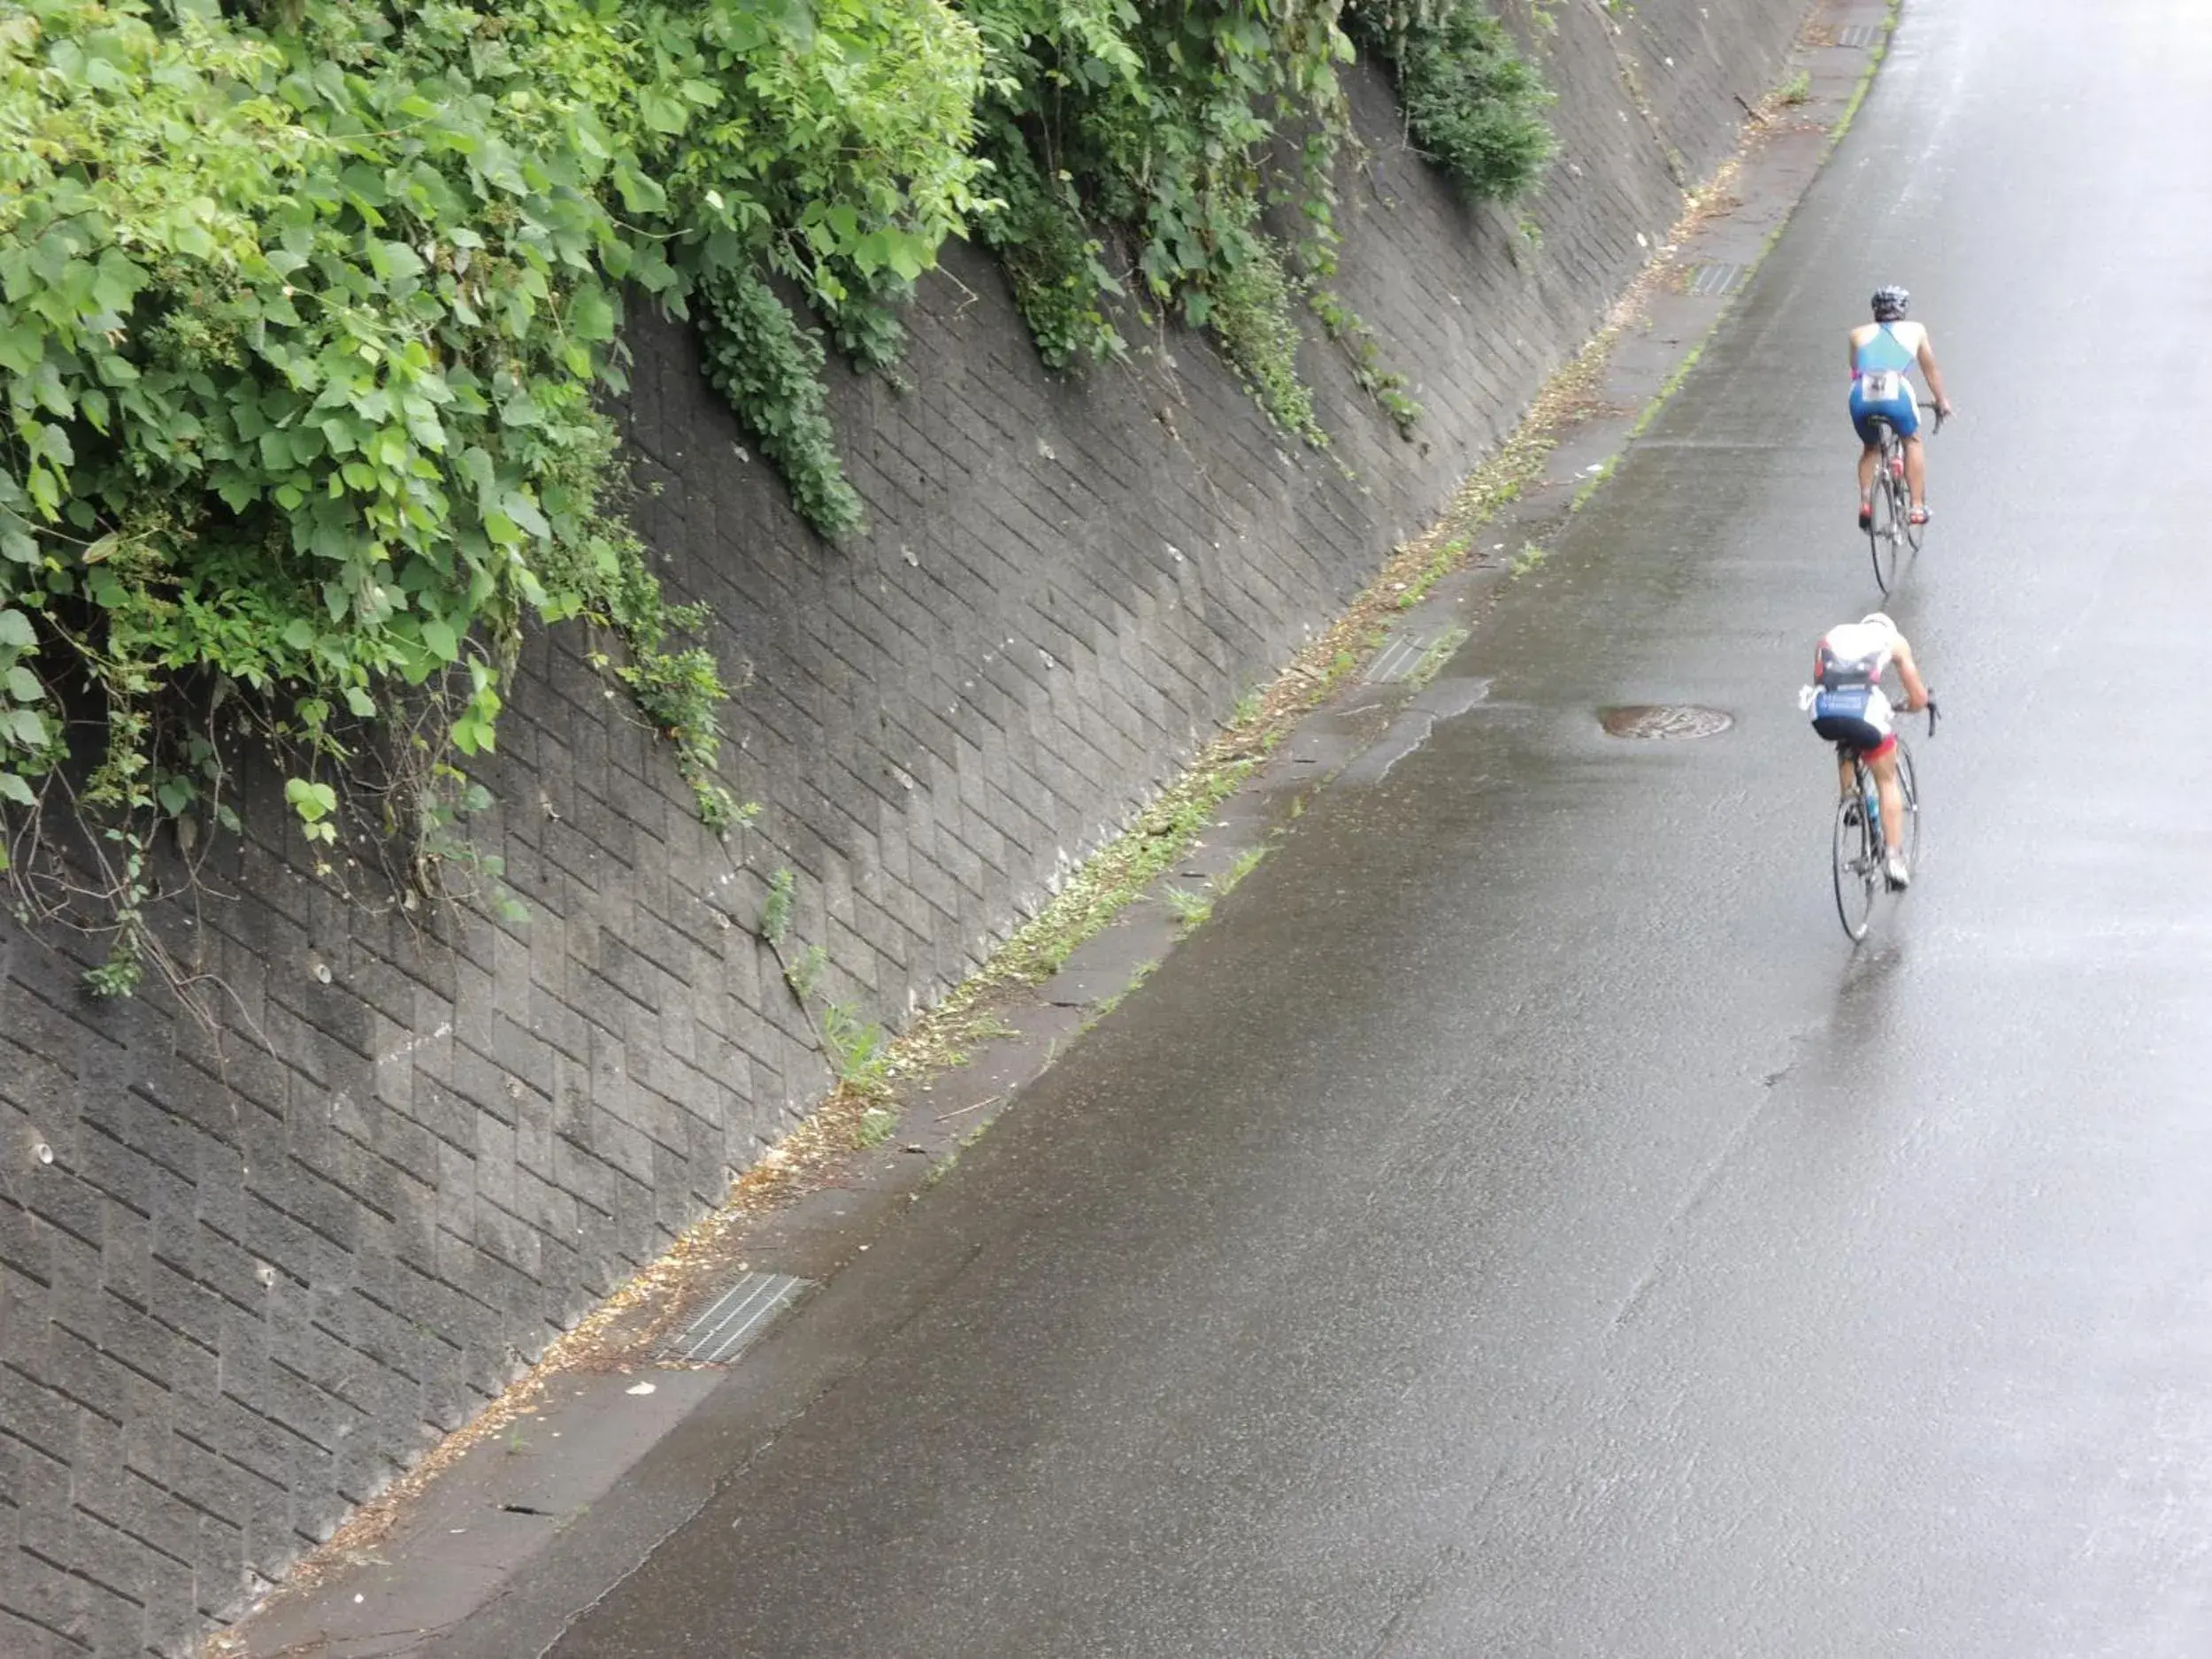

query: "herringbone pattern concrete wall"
(0, 8), (1809, 1653)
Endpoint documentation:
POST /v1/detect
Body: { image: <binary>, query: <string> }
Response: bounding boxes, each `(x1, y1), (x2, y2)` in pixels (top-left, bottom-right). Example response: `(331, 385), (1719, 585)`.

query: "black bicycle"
(1865, 402), (1943, 595)
(1832, 700), (1937, 941)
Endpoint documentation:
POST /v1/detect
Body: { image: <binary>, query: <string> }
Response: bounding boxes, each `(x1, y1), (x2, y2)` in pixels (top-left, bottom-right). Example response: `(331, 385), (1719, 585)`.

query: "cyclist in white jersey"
(1804, 611), (1931, 888)
(1850, 286), (1955, 529)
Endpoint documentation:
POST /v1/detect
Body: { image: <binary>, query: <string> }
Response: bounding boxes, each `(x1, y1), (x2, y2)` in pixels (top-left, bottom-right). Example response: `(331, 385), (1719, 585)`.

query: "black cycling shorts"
(1812, 713), (1893, 757)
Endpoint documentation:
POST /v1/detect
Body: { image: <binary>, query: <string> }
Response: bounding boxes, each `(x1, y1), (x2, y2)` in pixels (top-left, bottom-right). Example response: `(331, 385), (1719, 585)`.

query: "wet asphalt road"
(530, 4), (2212, 1654)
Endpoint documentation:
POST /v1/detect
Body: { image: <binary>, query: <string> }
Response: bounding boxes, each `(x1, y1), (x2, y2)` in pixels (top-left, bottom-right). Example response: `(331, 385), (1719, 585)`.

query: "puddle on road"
(1338, 678), (1494, 787)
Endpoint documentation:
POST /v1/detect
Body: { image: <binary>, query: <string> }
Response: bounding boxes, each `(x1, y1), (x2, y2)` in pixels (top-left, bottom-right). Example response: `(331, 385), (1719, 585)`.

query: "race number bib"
(1859, 370), (1905, 403)
(1814, 686), (1872, 721)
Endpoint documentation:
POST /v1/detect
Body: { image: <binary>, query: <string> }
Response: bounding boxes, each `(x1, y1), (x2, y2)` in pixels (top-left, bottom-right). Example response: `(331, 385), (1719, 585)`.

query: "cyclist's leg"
(1883, 397), (1926, 517)
(1866, 743), (1907, 864)
(1851, 396), (1882, 519)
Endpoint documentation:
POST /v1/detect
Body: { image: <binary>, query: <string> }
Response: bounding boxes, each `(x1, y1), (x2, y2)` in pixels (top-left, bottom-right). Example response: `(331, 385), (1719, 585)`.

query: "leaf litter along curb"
(849, 100), (1806, 1113)
(203, 86), (1820, 1651)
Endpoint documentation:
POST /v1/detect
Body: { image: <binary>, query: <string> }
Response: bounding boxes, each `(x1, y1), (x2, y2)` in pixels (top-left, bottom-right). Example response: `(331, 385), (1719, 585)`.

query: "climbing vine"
(956, 1), (1552, 436)
(0, 0), (1554, 991)
(0, 0), (984, 987)
(960, 0), (1355, 437)
(1341, 1), (1556, 200)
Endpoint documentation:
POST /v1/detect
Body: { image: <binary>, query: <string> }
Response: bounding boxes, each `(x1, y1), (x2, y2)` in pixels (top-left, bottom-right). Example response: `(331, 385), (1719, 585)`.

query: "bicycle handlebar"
(1920, 695), (1939, 733)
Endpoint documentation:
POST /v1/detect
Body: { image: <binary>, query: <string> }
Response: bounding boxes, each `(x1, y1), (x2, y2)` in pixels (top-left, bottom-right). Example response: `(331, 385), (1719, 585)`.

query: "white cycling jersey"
(1806, 619), (1901, 740)
(1816, 620), (1897, 682)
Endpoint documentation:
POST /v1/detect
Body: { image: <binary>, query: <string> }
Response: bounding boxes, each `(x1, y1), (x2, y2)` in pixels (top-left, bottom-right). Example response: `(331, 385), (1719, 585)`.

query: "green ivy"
(1206, 230), (1324, 445)
(3, 0), (645, 877)
(1, 0), (1559, 990)
(954, 3), (1549, 440)
(695, 264), (866, 540)
(962, 0), (1356, 435)
(972, 124), (1123, 373)
(0, 0), (988, 984)
(1344, 1), (1557, 202)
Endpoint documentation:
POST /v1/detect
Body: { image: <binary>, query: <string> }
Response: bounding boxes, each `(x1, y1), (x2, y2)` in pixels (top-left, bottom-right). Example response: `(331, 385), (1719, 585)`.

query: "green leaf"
(501, 489), (549, 539)
(638, 88), (691, 136)
(459, 446), (495, 497)
(612, 163), (667, 215)
(4, 666), (39, 702)
(0, 771), (34, 807)
(91, 250), (146, 315)
(886, 238), (928, 282)
(0, 611), (34, 649)
(373, 241), (426, 286)
(569, 287), (616, 343)
(284, 777), (337, 822)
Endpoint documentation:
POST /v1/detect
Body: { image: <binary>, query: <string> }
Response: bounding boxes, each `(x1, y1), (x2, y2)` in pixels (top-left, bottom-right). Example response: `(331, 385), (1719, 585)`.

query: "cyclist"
(1850, 286), (1955, 528)
(1804, 611), (1931, 889)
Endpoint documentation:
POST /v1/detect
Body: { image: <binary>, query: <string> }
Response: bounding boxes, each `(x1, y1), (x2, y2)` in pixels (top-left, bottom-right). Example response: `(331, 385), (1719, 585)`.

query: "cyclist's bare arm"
(1891, 639), (1931, 710)
(1914, 335), (1955, 417)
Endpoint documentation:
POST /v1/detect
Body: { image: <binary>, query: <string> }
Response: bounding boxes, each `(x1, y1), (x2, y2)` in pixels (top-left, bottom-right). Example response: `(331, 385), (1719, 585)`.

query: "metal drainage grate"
(1834, 23), (1883, 48)
(1600, 704), (1734, 741)
(662, 1272), (810, 1365)
(1686, 262), (1746, 297)
(1365, 631), (1432, 685)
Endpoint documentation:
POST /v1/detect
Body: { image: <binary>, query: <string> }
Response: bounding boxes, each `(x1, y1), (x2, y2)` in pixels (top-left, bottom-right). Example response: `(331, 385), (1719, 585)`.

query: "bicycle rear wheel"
(1832, 788), (1879, 941)
(1868, 452), (1903, 594)
(1893, 737), (1921, 876)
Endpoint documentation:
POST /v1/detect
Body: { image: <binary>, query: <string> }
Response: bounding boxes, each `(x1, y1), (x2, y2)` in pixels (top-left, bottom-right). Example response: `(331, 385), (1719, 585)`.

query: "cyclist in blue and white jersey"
(1849, 285), (1955, 529)
(1804, 611), (1932, 889)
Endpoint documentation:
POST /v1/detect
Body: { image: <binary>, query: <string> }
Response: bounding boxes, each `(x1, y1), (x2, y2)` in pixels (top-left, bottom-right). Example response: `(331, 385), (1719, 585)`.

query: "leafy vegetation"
(0, 0), (1554, 990)
(695, 264), (865, 539)
(1344, 2), (1557, 201)
(971, 123), (1122, 373)
(962, 0), (1552, 438)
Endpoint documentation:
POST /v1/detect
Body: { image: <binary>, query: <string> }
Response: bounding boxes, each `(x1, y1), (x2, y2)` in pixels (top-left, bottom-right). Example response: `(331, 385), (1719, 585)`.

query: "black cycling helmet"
(1871, 285), (1909, 321)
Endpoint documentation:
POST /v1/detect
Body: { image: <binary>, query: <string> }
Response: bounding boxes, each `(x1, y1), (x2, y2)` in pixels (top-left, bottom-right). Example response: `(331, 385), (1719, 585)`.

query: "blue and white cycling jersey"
(1849, 322), (1921, 442)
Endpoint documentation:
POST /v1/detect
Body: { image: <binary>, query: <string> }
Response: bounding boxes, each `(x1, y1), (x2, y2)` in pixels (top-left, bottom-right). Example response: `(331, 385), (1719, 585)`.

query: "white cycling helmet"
(1860, 611), (1898, 634)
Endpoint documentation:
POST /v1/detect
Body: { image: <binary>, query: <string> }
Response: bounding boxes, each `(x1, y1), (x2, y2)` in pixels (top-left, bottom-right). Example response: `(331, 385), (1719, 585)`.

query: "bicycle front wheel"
(1832, 791), (1878, 941)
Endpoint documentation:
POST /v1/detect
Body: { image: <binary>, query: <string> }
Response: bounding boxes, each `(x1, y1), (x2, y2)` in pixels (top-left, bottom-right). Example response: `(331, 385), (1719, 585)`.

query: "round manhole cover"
(1599, 704), (1733, 740)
